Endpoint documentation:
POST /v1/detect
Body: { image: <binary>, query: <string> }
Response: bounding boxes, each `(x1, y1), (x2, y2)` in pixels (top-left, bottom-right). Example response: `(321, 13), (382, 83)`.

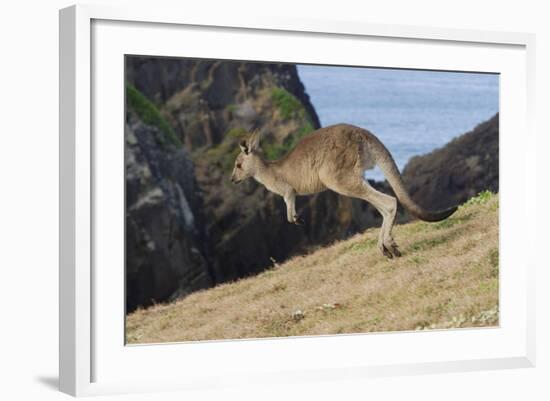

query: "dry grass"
(126, 192), (499, 344)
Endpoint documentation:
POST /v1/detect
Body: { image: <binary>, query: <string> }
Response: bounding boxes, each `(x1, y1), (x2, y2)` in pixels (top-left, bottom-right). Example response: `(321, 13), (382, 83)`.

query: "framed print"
(59, 4), (536, 397)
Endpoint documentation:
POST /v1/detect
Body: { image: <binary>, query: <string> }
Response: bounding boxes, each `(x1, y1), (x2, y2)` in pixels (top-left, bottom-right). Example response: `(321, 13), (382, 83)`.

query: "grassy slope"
(126, 192), (499, 344)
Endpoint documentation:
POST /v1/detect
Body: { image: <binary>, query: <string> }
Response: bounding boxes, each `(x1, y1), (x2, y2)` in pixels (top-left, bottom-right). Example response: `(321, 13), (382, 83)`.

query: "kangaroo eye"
(236, 163), (242, 169)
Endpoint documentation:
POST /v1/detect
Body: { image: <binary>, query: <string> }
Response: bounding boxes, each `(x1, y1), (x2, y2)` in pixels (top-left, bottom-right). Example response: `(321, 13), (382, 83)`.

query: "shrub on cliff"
(126, 83), (182, 148)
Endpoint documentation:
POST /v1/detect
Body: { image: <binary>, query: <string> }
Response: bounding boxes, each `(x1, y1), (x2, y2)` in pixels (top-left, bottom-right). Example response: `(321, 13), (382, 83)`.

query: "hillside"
(126, 192), (499, 344)
(402, 113), (499, 210)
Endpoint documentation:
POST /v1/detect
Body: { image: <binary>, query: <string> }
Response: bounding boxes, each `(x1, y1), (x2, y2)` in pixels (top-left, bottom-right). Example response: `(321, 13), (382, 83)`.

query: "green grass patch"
(488, 248), (499, 268)
(431, 213), (473, 230)
(490, 196), (499, 211)
(205, 142), (240, 172)
(477, 280), (498, 293)
(487, 248), (499, 278)
(462, 190), (494, 208)
(262, 86), (317, 160)
(262, 121), (315, 160)
(126, 84), (181, 147)
(204, 127), (248, 172)
(271, 87), (303, 120)
(227, 127), (248, 139)
(408, 232), (457, 253)
(409, 255), (426, 265)
(286, 121), (314, 148)
(403, 221), (430, 234)
(263, 143), (286, 160)
(349, 238), (377, 253)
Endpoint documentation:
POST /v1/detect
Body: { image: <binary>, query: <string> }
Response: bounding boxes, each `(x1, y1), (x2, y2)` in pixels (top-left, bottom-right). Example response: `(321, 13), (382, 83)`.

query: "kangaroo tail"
(371, 139), (457, 222)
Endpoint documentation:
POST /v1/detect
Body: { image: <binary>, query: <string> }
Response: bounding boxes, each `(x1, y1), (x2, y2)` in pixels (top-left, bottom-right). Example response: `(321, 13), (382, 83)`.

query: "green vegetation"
(487, 248), (499, 278)
(126, 84), (182, 147)
(226, 127), (247, 139)
(431, 213), (473, 230)
(271, 87), (303, 120)
(236, 86), (317, 161)
(408, 229), (463, 253)
(462, 190), (495, 208)
(287, 121), (315, 148)
(204, 127), (248, 172)
(409, 255), (426, 266)
(262, 121), (315, 160)
(205, 142), (240, 172)
(225, 104), (238, 113)
(262, 143), (287, 160)
(204, 119), (315, 170)
(349, 238), (377, 253)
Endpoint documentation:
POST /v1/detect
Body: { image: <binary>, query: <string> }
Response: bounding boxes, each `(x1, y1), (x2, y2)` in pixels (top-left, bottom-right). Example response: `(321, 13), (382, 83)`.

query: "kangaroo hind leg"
(323, 175), (400, 258)
(365, 186), (400, 258)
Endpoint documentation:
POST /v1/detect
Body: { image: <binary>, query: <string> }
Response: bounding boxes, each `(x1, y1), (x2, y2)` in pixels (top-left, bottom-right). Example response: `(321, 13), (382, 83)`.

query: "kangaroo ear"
(248, 130), (261, 152)
(239, 139), (249, 154)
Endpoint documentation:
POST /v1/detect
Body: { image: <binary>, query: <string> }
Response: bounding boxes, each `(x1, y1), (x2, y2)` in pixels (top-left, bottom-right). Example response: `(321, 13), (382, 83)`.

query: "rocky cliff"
(126, 57), (320, 149)
(402, 113), (499, 210)
(125, 108), (213, 312)
(126, 56), (357, 288)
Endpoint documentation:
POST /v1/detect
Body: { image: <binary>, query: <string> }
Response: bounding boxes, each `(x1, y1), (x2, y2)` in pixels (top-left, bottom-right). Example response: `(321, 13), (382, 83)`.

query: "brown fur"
(231, 124), (457, 258)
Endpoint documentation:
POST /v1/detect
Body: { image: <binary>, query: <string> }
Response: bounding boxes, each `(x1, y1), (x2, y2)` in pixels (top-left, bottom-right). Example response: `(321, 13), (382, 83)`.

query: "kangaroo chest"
(294, 178), (327, 195)
(255, 160), (328, 196)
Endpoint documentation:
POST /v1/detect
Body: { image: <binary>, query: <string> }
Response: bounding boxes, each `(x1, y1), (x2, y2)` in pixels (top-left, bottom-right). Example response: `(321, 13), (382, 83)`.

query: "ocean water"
(297, 65), (499, 181)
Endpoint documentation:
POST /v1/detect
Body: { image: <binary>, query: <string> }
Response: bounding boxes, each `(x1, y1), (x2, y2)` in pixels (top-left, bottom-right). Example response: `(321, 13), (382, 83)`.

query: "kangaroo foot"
(381, 245), (393, 259)
(380, 243), (401, 258)
(390, 244), (401, 257)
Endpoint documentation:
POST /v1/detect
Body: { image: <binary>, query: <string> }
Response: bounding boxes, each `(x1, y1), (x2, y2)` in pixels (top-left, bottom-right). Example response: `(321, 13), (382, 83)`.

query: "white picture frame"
(59, 3), (536, 397)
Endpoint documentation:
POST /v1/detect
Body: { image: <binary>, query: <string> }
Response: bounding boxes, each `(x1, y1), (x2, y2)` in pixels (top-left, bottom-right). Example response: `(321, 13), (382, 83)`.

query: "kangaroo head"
(230, 131), (262, 184)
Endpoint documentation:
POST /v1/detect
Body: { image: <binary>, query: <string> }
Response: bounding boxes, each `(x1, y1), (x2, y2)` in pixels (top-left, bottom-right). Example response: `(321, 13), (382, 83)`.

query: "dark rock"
(401, 113), (499, 210)
(126, 56), (327, 287)
(126, 57), (321, 150)
(125, 57), (195, 104)
(125, 114), (213, 312)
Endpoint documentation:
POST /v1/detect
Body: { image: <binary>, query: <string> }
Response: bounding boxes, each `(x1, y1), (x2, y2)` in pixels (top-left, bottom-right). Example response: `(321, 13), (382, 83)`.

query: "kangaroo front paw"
(292, 215), (304, 225)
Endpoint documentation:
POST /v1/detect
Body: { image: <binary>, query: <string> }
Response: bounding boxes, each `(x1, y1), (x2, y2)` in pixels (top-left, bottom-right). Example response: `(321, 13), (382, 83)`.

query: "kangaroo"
(230, 124), (457, 258)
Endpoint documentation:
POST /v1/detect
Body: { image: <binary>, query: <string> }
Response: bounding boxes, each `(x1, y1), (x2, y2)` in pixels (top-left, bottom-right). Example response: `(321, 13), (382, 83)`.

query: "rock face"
(126, 57), (321, 150)
(126, 56), (353, 286)
(125, 113), (213, 312)
(402, 113), (499, 210)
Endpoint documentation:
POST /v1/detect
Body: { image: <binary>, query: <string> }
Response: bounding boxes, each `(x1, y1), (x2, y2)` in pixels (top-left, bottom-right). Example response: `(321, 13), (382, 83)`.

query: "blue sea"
(297, 65), (499, 181)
